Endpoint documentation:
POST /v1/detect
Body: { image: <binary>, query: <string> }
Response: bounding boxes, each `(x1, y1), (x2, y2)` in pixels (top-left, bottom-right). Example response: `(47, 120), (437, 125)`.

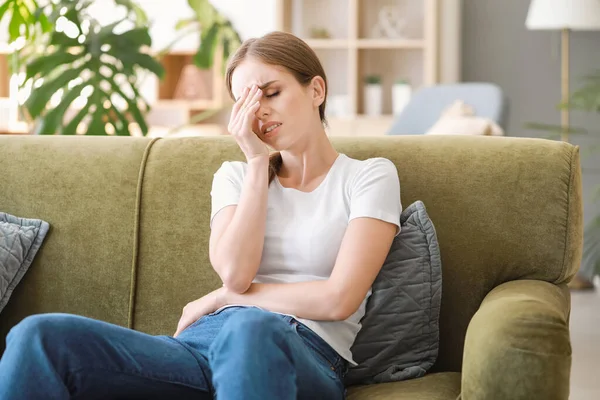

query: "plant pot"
(392, 83), (412, 115)
(364, 84), (383, 116)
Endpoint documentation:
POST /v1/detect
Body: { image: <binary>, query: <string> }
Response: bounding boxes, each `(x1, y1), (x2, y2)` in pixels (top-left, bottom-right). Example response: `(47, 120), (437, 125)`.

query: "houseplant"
(392, 78), (411, 115)
(364, 74), (383, 116)
(530, 69), (600, 288)
(0, 0), (164, 136)
(569, 69), (600, 288)
(174, 0), (242, 71)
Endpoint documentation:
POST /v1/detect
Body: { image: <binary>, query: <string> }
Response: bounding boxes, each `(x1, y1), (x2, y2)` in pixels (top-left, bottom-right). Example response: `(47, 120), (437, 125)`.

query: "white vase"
(392, 84), (412, 115)
(364, 84), (383, 116)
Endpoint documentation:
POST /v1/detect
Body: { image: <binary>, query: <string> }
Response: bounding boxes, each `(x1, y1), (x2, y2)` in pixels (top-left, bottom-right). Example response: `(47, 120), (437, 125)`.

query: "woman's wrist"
(246, 153), (270, 166)
(216, 286), (230, 310)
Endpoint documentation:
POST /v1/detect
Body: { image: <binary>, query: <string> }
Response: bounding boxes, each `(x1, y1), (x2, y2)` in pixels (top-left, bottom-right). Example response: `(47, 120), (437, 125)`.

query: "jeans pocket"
(295, 324), (341, 376)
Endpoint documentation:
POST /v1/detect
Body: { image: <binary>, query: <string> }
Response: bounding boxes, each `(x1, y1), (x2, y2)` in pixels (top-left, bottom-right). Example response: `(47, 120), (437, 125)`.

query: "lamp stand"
(561, 28), (570, 142)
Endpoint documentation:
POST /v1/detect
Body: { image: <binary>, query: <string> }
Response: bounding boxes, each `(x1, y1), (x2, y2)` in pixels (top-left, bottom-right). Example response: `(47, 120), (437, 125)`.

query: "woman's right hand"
(228, 85), (269, 161)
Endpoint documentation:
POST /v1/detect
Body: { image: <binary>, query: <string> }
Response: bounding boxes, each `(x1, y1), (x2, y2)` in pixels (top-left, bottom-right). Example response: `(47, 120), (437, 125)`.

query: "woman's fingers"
(231, 86), (250, 116)
(239, 85), (258, 114)
(241, 101), (261, 132)
(232, 87), (262, 131)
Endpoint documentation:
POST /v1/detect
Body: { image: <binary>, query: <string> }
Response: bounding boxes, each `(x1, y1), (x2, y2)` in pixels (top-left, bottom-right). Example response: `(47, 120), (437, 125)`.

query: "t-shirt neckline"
(274, 153), (345, 194)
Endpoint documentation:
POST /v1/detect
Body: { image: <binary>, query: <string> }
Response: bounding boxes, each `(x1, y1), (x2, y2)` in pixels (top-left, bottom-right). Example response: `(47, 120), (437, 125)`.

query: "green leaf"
(108, 50), (164, 79)
(0, 1), (12, 21)
(8, 3), (24, 42)
(175, 18), (197, 31)
(187, 0), (216, 29)
(34, 6), (52, 33)
(25, 66), (84, 117)
(524, 122), (589, 135)
(106, 79), (148, 135)
(108, 27), (152, 49)
(115, 0), (148, 26)
(106, 102), (130, 135)
(25, 52), (79, 79)
(62, 103), (89, 135)
(50, 31), (81, 47)
(87, 105), (108, 135)
(97, 19), (128, 39)
(41, 83), (86, 134)
(194, 23), (219, 69)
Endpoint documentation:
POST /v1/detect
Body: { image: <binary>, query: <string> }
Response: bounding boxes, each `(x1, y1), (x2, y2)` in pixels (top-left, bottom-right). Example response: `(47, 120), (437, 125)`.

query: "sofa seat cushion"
(347, 372), (461, 400)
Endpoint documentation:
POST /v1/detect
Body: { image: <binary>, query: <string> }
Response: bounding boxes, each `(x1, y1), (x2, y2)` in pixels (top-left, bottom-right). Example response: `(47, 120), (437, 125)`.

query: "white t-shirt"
(210, 153), (402, 365)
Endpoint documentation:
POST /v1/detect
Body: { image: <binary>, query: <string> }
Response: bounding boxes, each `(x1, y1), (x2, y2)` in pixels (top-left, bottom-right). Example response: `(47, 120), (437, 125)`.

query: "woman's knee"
(8, 313), (82, 345)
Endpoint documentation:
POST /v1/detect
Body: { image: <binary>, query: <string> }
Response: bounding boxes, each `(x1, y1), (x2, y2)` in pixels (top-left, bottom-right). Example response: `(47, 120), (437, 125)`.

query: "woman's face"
(230, 57), (324, 151)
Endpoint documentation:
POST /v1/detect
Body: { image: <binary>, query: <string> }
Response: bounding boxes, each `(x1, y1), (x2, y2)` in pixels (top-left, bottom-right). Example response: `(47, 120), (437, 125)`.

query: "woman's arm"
(209, 155), (269, 293)
(221, 217), (397, 320)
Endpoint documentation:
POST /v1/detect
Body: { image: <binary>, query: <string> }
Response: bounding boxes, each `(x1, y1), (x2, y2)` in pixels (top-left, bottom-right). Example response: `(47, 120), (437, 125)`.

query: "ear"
(309, 76), (326, 108)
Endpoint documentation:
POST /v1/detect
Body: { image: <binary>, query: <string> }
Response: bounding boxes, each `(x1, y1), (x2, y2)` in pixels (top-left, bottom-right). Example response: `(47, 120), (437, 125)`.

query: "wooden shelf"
(276, 0), (442, 126)
(304, 39), (426, 50)
(357, 39), (425, 49)
(304, 39), (350, 49)
(154, 99), (221, 110)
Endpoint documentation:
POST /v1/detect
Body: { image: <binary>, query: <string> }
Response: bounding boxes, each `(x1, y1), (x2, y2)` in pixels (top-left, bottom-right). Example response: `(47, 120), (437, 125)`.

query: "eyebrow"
(259, 80), (278, 90)
(235, 80), (279, 101)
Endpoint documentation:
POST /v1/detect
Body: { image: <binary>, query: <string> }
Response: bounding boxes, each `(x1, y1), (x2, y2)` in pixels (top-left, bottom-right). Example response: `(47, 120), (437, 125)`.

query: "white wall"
(211, 0), (277, 40)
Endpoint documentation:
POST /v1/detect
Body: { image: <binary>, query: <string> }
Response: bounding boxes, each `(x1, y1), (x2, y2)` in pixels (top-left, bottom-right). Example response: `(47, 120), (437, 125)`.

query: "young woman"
(0, 31), (401, 400)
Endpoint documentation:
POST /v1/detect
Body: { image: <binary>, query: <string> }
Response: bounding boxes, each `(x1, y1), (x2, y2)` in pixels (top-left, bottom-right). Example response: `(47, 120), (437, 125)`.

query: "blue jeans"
(0, 306), (347, 399)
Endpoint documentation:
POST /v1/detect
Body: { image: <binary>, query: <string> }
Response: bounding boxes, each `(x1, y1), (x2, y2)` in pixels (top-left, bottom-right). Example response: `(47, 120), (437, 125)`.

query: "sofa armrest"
(461, 280), (571, 400)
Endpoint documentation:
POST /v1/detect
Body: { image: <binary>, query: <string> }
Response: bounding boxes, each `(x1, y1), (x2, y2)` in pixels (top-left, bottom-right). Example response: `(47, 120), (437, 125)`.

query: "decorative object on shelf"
(392, 79), (412, 115)
(327, 94), (351, 118)
(526, 0), (600, 142)
(173, 65), (212, 100)
(370, 6), (407, 39)
(310, 27), (331, 39)
(364, 75), (383, 116)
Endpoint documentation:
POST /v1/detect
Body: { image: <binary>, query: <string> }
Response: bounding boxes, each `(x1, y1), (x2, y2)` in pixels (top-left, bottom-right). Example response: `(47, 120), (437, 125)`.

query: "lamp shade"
(526, 0), (600, 30)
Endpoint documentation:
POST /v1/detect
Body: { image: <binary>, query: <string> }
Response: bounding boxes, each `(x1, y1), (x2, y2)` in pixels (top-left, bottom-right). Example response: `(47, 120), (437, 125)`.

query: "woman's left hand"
(174, 287), (227, 337)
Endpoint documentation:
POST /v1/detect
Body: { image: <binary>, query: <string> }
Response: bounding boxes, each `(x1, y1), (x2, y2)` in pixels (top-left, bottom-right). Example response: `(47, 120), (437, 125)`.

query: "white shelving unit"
(275, 0), (454, 136)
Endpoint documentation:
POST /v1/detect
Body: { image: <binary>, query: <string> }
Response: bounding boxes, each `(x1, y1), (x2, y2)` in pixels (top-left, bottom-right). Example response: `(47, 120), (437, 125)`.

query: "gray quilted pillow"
(345, 200), (442, 385)
(0, 212), (50, 313)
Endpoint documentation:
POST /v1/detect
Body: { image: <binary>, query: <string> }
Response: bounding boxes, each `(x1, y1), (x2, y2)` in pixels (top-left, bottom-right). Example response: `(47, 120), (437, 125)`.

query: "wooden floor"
(570, 286), (600, 400)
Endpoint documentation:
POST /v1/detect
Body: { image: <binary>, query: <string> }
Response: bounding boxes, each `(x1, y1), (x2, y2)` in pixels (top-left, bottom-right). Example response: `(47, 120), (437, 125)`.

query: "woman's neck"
(277, 131), (339, 192)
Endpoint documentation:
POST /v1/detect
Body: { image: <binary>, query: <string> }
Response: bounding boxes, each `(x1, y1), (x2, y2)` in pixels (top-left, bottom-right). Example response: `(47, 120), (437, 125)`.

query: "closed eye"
(266, 91), (280, 98)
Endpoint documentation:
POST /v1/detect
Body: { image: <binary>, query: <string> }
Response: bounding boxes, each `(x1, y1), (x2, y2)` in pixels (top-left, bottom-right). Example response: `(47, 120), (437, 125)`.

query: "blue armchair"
(386, 83), (508, 135)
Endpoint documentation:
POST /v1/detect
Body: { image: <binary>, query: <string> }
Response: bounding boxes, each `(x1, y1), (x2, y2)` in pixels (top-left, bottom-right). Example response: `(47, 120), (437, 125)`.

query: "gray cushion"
(0, 212), (50, 313)
(346, 200), (442, 385)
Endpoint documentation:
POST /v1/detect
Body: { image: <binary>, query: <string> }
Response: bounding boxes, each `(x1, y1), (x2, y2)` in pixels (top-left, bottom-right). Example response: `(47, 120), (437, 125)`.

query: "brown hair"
(225, 31), (328, 184)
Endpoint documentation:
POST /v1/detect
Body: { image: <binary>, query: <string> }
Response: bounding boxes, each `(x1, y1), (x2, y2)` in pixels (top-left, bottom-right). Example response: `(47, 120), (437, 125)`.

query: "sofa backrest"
(0, 135), (582, 373)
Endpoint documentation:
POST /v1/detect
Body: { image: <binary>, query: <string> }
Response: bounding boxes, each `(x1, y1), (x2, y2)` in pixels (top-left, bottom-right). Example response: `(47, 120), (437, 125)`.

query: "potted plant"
(0, 0), (165, 136)
(364, 74), (382, 116)
(173, 0), (242, 71)
(392, 78), (411, 115)
(528, 69), (600, 289)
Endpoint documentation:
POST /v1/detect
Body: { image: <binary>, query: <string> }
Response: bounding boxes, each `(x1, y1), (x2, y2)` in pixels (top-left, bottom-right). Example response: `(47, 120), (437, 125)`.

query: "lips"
(261, 121), (282, 136)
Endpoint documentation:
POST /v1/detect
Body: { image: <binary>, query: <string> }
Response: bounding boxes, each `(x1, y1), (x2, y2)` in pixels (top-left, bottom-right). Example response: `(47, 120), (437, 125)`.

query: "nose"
(255, 100), (269, 120)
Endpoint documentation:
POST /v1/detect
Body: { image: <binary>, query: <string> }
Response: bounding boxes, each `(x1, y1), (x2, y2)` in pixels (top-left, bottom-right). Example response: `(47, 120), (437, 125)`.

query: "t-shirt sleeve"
(210, 161), (246, 227)
(349, 158), (402, 235)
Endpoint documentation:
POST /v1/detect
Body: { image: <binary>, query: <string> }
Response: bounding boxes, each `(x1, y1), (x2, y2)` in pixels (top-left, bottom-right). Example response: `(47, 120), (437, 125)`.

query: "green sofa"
(0, 135), (582, 400)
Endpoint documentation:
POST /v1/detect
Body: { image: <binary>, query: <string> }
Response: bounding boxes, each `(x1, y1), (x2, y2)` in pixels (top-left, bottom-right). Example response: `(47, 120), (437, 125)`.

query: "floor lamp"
(526, 0), (600, 142)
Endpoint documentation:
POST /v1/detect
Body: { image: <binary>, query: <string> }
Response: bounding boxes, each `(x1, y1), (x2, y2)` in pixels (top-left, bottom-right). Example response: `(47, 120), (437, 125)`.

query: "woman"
(0, 31), (401, 400)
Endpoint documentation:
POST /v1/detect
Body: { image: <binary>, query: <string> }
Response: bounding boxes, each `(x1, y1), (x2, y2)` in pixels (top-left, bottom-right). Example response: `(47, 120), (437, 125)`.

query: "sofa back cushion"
(0, 135), (582, 374)
(0, 136), (153, 353)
